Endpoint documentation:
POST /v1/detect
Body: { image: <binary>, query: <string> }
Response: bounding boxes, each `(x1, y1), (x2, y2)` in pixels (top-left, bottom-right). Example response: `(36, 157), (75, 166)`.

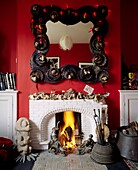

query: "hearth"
(56, 111), (82, 147)
(29, 99), (108, 150)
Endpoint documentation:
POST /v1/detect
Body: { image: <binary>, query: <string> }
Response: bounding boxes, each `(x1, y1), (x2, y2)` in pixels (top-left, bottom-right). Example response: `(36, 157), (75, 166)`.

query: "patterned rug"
(124, 159), (138, 170)
(32, 151), (107, 170)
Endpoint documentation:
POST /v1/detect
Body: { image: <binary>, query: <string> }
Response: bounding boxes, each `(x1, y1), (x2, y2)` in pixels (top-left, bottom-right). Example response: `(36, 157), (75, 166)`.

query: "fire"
(60, 111), (76, 148)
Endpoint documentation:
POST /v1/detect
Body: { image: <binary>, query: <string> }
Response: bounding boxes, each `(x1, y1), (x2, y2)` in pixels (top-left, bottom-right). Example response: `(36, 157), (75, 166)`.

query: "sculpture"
(48, 121), (66, 156)
(77, 134), (95, 155)
(15, 117), (38, 162)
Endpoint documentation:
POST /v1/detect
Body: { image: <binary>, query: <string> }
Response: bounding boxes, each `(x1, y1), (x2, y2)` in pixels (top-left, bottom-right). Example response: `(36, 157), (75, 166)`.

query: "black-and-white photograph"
(78, 62), (93, 68)
(47, 57), (60, 68)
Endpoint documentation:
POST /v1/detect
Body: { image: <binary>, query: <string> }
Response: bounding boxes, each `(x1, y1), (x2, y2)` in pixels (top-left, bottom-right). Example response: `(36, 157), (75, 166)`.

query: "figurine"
(48, 121), (66, 156)
(77, 134), (95, 155)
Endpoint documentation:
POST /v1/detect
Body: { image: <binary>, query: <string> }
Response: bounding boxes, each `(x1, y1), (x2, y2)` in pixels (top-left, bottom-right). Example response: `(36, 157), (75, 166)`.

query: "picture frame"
(78, 62), (93, 68)
(130, 64), (138, 72)
(46, 57), (60, 68)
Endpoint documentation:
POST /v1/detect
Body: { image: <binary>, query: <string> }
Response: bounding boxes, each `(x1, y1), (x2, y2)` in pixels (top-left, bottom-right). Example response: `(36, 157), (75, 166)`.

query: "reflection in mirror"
(46, 21), (93, 44)
(30, 4), (109, 84)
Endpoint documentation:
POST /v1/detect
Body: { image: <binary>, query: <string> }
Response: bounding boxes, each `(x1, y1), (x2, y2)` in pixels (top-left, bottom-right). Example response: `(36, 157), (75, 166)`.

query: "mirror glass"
(46, 21), (93, 44)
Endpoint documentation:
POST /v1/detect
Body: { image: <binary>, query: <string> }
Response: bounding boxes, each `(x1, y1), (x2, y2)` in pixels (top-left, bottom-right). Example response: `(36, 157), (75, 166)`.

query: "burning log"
(64, 126), (73, 142)
(59, 134), (67, 146)
(59, 126), (73, 147)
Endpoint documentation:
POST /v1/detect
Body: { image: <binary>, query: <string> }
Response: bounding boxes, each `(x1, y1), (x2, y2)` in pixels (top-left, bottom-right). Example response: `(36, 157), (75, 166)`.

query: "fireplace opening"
(55, 111), (83, 149)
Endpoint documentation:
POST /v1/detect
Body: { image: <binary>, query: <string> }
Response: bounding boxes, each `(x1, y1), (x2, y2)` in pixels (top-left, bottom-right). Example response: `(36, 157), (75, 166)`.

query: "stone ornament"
(15, 117), (38, 162)
(16, 117), (31, 132)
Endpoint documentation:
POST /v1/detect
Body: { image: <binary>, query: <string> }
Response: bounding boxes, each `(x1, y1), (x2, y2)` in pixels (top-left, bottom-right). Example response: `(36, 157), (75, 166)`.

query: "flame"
(61, 111), (76, 148)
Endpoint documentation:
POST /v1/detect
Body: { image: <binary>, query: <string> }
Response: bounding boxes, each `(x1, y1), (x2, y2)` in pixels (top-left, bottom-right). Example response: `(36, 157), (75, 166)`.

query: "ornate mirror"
(30, 4), (109, 84)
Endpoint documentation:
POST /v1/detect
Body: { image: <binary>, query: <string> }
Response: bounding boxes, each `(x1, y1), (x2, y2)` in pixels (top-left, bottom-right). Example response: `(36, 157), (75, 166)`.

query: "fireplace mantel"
(29, 99), (108, 150)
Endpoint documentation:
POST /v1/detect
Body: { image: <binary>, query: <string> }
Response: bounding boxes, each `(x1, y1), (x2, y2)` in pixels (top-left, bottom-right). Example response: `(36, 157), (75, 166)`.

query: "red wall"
(121, 0), (138, 68)
(0, 1), (17, 73)
(0, 0), (121, 130)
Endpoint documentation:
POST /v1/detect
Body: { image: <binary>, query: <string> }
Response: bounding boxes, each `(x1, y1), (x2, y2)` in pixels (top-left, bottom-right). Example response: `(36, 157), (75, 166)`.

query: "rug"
(32, 151), (108, 170)
(124, 159), (138, 170)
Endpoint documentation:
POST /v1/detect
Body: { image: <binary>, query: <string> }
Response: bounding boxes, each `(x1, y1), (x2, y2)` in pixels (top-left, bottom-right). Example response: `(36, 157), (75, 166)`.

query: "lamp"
(59, 34), (73, 50)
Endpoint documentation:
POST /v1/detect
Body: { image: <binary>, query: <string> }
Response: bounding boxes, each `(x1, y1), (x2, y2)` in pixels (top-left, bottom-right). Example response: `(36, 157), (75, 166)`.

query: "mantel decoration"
(29, 88), (109, 104)
(30, 4), (109, 84)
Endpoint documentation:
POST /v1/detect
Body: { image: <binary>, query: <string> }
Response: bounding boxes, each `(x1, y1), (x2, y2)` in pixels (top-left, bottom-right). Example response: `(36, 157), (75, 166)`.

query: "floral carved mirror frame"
(30, 4), (109, 84)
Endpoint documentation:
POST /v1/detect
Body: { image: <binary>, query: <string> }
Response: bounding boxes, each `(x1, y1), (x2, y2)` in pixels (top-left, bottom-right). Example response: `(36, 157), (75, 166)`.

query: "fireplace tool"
(90, 109), (116, 164)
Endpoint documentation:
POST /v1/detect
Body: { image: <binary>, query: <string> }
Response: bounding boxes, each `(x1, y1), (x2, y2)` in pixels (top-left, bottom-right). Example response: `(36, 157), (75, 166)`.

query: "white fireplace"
(29, 99), (108, 150)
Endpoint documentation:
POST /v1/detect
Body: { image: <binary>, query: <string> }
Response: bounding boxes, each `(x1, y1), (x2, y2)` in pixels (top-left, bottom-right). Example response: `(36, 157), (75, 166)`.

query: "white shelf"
(119, 90), (138, 126)
(0, 91), (18, 141)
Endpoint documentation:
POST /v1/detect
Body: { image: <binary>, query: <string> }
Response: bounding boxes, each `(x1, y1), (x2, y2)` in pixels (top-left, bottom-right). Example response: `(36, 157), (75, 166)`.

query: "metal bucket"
(117, 126), (138, 161)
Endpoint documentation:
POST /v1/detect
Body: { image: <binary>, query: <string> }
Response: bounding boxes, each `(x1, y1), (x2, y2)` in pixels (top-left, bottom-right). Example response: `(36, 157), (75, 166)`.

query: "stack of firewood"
(122, 121), (138, 136)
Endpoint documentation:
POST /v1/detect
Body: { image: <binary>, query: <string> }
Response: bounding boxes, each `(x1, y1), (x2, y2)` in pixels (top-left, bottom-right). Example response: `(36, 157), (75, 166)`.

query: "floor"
(10, 149), (132, 170)
(32, 150), (108, 170)
(31, 149), (133, 170)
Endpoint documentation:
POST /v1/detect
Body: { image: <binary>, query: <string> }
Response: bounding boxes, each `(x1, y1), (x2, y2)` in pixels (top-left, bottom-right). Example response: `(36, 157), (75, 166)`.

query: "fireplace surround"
(29, 99), (108, 150)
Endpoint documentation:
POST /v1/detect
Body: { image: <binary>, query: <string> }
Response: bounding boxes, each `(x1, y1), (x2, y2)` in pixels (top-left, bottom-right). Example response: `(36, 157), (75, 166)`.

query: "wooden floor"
(32, 150), (107, 170)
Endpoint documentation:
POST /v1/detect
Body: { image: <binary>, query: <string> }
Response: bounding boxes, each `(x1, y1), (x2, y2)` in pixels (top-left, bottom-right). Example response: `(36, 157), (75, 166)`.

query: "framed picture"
(130, 64), (138, 72)
(78, 62), (93, 68)
(46, 57), (60, 68)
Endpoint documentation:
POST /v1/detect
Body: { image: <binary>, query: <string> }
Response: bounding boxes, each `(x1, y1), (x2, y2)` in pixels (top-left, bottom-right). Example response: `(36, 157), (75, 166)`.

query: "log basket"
(116, 126), (138, 161)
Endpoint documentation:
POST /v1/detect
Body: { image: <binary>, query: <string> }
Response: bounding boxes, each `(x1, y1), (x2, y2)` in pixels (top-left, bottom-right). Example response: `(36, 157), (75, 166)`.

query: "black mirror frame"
(30, 4), (109, 84)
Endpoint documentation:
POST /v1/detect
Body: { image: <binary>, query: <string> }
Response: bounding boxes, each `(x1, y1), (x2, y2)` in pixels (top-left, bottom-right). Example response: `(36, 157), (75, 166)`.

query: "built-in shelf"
(119, 90), (138, 126)
(0, 90), (18, 141)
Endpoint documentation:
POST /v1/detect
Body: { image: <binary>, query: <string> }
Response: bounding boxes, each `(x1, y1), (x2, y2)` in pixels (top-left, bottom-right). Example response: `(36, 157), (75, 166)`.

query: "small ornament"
(59, 35), (73, 50)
